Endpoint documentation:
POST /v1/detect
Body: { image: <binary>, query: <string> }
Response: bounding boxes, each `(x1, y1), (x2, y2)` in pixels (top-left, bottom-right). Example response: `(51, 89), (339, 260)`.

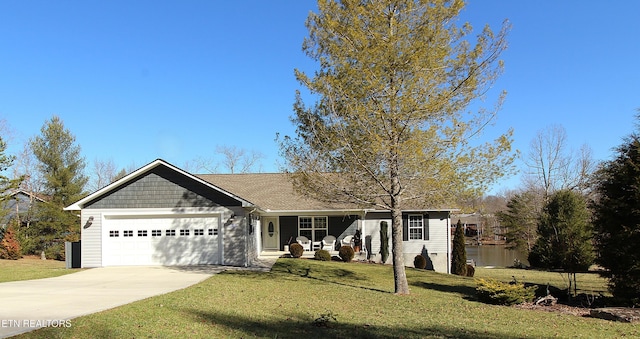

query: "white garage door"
(103, 215), (221, 266)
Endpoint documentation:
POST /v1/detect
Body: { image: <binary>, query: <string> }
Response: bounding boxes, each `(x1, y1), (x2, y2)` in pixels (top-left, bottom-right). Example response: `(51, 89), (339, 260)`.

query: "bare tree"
(190, 146), (265, 174)
(88, 158), (118, 192)
(216, 145), (264, 174)
(11, 144), (44, 194)
(523, 125), (595, 200)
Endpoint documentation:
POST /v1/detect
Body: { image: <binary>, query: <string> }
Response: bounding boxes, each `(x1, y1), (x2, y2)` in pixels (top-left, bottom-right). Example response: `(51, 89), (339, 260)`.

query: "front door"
(262, 217), (279, 250)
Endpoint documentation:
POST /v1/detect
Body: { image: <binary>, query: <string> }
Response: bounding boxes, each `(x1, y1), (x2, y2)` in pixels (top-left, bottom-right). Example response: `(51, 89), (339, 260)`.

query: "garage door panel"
(104, 216), (220, 266)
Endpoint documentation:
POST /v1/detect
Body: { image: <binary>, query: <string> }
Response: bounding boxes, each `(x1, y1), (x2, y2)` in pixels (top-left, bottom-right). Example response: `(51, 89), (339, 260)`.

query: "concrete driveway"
(0, 266), (223, 338)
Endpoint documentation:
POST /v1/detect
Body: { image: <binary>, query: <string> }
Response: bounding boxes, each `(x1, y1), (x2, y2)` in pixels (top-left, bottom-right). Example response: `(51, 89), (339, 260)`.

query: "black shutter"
(402, 214), (408, 241)
(423, 214), (429, 241)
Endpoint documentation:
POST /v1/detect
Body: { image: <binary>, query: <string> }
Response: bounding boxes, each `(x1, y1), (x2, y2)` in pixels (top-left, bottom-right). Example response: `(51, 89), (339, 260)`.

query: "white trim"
(407, 214), (424, 240)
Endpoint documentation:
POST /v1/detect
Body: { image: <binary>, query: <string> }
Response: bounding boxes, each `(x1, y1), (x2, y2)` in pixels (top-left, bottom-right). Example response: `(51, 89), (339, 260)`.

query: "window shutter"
(423, 214), (430, 241)
(402, 214), (408, 241)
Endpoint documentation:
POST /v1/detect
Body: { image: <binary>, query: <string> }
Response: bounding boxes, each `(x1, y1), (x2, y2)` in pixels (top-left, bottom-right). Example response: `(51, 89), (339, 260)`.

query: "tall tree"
(497, 191), (540, 254)
(280, 0), (513, 294)
(523, 125), (596, 201)
(592, 117), (640, 305)
(451, 219), (467, 276)
(28, 116), (88, 258)
(528, 189), (594, 296)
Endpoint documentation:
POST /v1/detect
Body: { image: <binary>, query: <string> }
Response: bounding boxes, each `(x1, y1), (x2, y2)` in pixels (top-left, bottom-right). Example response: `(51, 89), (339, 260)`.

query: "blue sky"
(1, 1), (639, 194)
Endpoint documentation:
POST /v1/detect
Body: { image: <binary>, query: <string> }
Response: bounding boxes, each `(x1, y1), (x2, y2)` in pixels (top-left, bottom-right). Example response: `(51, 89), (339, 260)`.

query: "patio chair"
(321, 235), (336, 251)
(296, 236), (311, 252)
(341, 235), (353, 248)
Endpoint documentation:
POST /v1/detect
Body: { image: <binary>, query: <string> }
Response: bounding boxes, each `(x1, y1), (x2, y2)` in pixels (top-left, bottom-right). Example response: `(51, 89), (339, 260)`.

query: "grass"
(14, 259), (638, 339)
(0, 256), (78, 282)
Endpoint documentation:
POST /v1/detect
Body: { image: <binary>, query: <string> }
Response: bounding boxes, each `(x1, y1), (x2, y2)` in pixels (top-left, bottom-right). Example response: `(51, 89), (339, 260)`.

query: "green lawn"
(0, 257), (79, 282)
(15, 259), (638, 339)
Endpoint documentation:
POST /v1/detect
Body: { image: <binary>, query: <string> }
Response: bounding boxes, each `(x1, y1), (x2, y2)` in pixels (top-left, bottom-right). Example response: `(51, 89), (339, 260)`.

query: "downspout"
(447, 211), (451, 274)
(244, 215), (249, 268)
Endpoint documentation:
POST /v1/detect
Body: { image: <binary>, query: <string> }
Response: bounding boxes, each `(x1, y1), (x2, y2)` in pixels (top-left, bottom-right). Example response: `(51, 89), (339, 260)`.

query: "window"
(194, 229), (204, 236)
(298, 216), (328, 242)
(408, 215), (423, 240)
(123, 230), (133, 237)
(166, 230), (176, 236)
(109, 230), (119, 237)
(208, 228), (218, 236)
(138, 230), (148, 237)
(180, 229), (190, 236)
(152, 230), (162, 237)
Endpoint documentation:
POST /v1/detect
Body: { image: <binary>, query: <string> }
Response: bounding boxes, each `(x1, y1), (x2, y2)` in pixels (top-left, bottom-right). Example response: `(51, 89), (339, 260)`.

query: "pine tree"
(451, 219), (467, 276)
(592, 121), (640, 305)
(497, 191), (540, 254)
(28, 116), (87, 258)
(280, 0), (512, 295)
(528, 189), (593, 296)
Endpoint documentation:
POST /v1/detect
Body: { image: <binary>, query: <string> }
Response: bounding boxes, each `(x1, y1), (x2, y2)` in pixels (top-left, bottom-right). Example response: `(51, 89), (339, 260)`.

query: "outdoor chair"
(341, 235), (353, 248)
(296, 236), (312, 251)
(321, 235), (336, 251)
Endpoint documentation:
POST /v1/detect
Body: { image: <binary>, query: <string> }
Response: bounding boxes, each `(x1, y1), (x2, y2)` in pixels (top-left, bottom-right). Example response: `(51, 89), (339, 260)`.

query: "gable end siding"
(84, 166), (242, 209)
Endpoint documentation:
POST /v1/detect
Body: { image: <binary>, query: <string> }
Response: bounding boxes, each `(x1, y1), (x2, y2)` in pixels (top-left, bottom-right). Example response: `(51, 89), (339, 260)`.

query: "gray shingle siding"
(84, 165), (242, 209)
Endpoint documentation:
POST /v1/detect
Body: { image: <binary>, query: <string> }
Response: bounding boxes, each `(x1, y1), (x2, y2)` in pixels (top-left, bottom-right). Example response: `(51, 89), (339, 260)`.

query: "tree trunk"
(391, 206), (409, 294)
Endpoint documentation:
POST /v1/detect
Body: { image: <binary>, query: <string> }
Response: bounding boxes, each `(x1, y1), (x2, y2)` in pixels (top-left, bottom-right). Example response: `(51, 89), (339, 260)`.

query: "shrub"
(0, 225), (22, 260)
(465, 264), (475, 277)
(314, 249), (331, 261)
(289, 243), (304, 258)
(451, 219), (467, 276)
(45, 242), (65, 261)
(379, 221), (389, 263)
(414, 255), (427, 269)
(338, 246), (354, 262)
(475, 278), (536, 306)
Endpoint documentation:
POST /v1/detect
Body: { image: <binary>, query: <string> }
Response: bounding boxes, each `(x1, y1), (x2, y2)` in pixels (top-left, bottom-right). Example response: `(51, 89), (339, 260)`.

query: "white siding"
(363, 211), (451, 273)
(80, 210), (103, 268)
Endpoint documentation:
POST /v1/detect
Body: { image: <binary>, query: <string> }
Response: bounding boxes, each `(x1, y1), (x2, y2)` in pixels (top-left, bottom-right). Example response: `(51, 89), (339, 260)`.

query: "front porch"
(258, 248), (371, 261)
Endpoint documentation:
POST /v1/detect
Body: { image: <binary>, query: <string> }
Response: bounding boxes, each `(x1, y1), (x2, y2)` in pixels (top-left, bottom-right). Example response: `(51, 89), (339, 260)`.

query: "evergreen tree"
(497, 191), (539, 254)
(592, 122), (640, 305)
(529, 189), (594, 295)
(28, 116), (87, 258)
(280, 0), (512, 294)
(379, 221), (389, 263)
(451, 219), (467, 276)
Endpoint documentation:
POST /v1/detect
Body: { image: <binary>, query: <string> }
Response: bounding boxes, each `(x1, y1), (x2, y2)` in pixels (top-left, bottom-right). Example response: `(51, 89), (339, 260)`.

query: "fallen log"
(535, 295), (558, 306)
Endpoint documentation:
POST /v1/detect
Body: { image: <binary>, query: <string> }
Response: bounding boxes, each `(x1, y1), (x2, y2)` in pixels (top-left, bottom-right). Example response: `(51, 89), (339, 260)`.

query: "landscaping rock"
(590, 307), (640, 323)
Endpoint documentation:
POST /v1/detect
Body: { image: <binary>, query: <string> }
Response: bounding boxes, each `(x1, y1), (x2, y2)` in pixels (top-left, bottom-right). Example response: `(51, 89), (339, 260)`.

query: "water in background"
(466, 245), (529, 267)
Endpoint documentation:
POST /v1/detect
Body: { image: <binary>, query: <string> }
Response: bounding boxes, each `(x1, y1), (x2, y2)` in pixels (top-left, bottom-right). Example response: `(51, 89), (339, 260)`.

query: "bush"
(379, 221), (389, 263)
(466, 264), (475, 277)
(314, 249), (331, 261)
(45, 242), (65, 261)
(338, 246), (354, 262)
(475, 278), (536, 306)
(414, 255), (427, 269)
(0, 225), (22, 260)
(289, 243), (304, 258)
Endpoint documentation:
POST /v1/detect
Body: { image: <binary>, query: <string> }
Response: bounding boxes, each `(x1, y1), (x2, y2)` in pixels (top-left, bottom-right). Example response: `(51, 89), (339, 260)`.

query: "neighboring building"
(2, 190), (45, 228)
(65, 159), (456, 273)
